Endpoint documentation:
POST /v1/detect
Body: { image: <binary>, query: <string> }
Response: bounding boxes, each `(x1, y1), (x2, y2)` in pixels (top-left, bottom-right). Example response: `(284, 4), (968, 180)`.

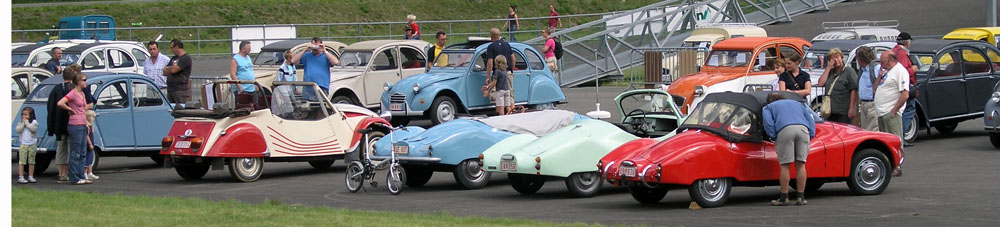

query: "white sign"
(230, 26), (297, 54)
(605, 1), (726, 38)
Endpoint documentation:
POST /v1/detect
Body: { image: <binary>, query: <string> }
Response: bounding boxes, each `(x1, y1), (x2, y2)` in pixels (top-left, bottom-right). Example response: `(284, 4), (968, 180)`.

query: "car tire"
(345, 161), (365, 193)
(628, 185), (668, 204)
(453, 159), (491, 189)
(935, 122), (958, 134)
(405, 165), (434, 187)
(331, 95), (356, 106)
(175, 164), (210, 181)
(990, 132), (1000, 149)
(151, 155), (165, 167)
(847, 149), (892, 195)
(386, 163), (406, 195)
(429, 96), (457, 125)
(308, 160), (335, 169)
(508, 173), (545, 195)
(89, 150), (100, 170)
(688, 178), (731, 208)
(565, 172), (603, 198)
(903, 116), (918, 143)
(228, 157), (264, 182)
(24, 153), (52, 175)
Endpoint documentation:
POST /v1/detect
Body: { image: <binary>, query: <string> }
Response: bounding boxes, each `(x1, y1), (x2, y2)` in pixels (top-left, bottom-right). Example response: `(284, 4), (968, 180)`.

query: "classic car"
(666, 23), (767, 80)
(160, 81), (391, 182)
(370, 110), (586, 189)
(943, 27), (1000, 47)
(905, 39), (1000, 143)
(65, 42), (151, 74)
(985, 81), (1000, 148)
(811, 20), (899, 43)
(11, 67), (53, 117)
(11, 73), (174, 173)
(328, 40), (430, 108)
(11, 42), (80, 67)
(479, 89), (683, 198)
(598, 91), (904, 208)
(782, 40), (896, 104)
(667, 37), (811, 114)
(381, 42), (566, 125)
(248, 40), (347, 90)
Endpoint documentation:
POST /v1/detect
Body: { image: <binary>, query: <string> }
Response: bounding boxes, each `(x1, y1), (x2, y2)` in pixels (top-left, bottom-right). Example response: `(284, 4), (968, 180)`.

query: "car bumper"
(383, 92), (426, 117)
(370, 155), (441, 163)
(985, 110), (1000, 131)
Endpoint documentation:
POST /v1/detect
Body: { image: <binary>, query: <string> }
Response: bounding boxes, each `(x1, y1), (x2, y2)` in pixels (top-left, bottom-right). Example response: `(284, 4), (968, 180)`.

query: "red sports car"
(598, 91), (904, 208)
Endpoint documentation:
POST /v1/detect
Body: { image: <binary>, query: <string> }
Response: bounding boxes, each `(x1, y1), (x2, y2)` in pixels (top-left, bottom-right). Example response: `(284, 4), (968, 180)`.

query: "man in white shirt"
(143, 41), (170, 88)
(873, 51), (909, 141)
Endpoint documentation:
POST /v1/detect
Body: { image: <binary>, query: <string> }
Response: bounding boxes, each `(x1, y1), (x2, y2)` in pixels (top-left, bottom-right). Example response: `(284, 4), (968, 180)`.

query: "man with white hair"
(893, 32), (917, 146)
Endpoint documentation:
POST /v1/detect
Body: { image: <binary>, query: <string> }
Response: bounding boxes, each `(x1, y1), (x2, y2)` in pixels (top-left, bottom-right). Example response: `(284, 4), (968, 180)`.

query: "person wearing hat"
(892, 32), (917, 146)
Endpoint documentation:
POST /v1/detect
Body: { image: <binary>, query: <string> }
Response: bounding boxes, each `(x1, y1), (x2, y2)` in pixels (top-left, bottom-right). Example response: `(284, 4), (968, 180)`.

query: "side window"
(778, 45), (798, 59)
(31, 52), (53, 68)
(962, 48), (991, 74)
(399, 47), (425, 69)
(726, 108), (756, 137)
(132, 48), (148, 67)
(372, 49), (397, 71)
(753, 47), (777, 72)
(82, 51), (107, 70)
(512, 52), (527, 71)
(474, 53), (488, 72)
(96, 82), (129, 109)
(109, 49), (136, 68)
(935, 50), (962, 78)
(524, 49), (545, 70)
(132, 81), (163, 107)
(11, 73), (28, 99)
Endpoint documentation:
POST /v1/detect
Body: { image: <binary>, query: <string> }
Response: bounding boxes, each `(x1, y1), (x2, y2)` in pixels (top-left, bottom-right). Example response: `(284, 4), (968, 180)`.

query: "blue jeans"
(67, 125), (88, 183)
(903, 98), (916, 134)
(86, 128), (95, 167)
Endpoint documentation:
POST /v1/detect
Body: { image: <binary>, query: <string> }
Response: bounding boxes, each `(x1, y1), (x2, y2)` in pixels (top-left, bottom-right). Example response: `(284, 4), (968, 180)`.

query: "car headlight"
(383, 82), (391, 91)
(412, 82), (420, 93)
(992, 91), (1000, 103)
(694, 86), (705, 97)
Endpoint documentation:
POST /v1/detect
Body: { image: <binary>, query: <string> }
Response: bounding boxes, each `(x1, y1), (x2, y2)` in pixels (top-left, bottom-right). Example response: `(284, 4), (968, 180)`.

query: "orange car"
(667, 37), (812, 113)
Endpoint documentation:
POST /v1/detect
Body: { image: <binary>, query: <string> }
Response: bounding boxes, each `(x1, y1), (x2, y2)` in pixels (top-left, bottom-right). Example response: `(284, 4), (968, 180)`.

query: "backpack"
(552, 38), (563, 60)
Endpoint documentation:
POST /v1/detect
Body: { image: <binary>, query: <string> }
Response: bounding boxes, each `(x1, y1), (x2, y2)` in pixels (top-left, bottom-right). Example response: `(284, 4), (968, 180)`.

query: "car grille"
(390, 93), (406, 102)
(671, 95), (686, 106)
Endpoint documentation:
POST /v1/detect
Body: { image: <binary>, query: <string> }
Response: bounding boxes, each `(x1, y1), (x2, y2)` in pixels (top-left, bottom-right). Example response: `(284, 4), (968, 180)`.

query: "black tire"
(628, 185), (668, 204)
(345, 161), (365, 193)
(151, 155), (165, 167)
(228, 157), (264, 182)
(688, 178), (732, 208)
(903, 116), (918, 143)
(935, 122), (958, 134)
(90, 150), (100, 170)
(308, 160), (335, 169)
(428, 96), (458, 125)
(565, 172), (603, 198)
(405, 166), (434, 187)
(387, 163), (406, 195)
(791, 181), (824, 192)
(175, 164), (210, 181)
(508, 173), (545, 195)
(990, 132), (1000, 149)
(847, 149), (892, 195)
(22, 153), (52, 175)
(330, 95), (357, 106)
(389, 117), (411, 127)
(453, 159), (491, 189)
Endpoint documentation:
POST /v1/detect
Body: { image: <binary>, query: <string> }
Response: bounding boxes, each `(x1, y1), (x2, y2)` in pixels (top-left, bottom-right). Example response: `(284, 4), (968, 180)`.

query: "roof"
(809, 39), (879, 52)
(700, 91), (803, 115)
(943, 27), (1000, 40)
(12, 43), (51, 53)
(260, 40), (312, 51)
(343, 40), (429, 51)
(39, 72), (147, 85)
(11, 67), (54, 75)
(908, 39), (969, 54)
(62, 43), (108, 53)
(712, 37), (811, 50)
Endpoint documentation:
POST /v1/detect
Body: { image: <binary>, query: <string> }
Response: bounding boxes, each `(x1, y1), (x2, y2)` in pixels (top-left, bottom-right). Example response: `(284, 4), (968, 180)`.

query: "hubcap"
(464, 160), (484, 179)
(856, 157), (885, 191)
(698, 178), (726, 201)
(905, 117), (917, 140)
(577, 172), (597, 186)
(367, 136), (381, 158)
(437, 101), (454, 122)
(239, 158), (258, 174)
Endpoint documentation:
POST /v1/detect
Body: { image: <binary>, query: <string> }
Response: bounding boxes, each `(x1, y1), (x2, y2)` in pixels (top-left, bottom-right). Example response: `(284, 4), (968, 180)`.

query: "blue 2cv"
(380, 42), (566, 125)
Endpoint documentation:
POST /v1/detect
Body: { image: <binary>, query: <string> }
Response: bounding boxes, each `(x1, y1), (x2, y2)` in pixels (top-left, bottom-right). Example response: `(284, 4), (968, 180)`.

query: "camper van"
(57, 15), (116, 40)
(811, 20), (900, 43)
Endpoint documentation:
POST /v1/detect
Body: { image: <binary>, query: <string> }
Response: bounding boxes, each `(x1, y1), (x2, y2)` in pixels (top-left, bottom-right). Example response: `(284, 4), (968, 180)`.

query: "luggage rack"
(822, 20), (899, 31)
(696, 23), (760, 29)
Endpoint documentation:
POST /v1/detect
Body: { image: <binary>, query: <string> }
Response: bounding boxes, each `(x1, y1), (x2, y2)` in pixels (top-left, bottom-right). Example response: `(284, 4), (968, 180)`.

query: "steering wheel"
(625, 109), (651, 135)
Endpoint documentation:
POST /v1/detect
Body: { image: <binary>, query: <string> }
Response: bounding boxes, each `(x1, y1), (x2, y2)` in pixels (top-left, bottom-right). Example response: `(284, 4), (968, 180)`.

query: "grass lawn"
(12, 187), (599, 226)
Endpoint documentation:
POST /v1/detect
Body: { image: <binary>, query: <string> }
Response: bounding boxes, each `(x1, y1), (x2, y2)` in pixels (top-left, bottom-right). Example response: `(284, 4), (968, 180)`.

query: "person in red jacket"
(892, 32), (917, 146)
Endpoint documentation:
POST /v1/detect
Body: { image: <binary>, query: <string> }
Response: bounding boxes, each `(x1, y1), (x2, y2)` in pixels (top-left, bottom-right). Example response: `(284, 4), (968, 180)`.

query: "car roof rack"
(696, 23), (760, 29)
(822, 20), (899, 31)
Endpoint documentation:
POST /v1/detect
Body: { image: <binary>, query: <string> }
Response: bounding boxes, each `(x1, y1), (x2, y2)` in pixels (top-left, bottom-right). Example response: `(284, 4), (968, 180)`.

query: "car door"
(268, 85), (353, 157)
(364, 48), (400, 105)
(925, 48), (967, 119)
(80, 50), (108, 73)
(107, 48), (138, 74)
(130, 79), (173, 149)
(398, 46), (427, 78)
(510, 50), (530, 103)
(961, 47), (995, 113)
(94, 79), (136, 149)
(465, 52), (491, 108)
(523, 48), (548, 102)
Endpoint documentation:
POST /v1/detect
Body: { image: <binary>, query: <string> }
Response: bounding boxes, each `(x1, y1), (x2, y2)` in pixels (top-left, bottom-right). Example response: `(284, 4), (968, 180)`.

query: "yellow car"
(943, 27), (1000, 47)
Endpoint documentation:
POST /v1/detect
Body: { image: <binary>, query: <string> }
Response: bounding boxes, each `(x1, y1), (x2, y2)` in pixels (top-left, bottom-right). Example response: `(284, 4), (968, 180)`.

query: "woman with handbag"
(816, 48), (859, 124)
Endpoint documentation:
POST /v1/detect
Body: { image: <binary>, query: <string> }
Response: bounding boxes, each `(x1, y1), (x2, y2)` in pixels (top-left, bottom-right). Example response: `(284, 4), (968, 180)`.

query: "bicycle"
(345, 124), (407, 195)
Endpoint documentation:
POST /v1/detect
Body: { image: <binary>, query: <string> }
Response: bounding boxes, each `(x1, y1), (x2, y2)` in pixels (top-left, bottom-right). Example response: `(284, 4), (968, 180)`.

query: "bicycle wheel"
(386, 163), (407, 195)
(345, 161), (365, 193)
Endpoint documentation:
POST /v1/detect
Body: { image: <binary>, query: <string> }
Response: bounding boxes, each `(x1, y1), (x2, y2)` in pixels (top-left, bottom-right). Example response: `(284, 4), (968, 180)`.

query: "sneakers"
(72, 180), (93, 185)
(770, 193), (790, 206)
(27, 176), (37, 183)
(796, 196), (808, 206)
(17, 177), (28, 184)
(86, 173), (100, 180)
(57, 176), (68, 183)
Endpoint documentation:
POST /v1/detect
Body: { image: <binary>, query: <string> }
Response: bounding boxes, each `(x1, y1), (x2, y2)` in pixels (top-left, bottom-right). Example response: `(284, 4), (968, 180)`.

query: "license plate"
(390, 103), (403, 111)
(500, 161), (517, 172)
(174, 141), (191, 149)
(392, 145), (408, 154)
(620, 166), (637, 177)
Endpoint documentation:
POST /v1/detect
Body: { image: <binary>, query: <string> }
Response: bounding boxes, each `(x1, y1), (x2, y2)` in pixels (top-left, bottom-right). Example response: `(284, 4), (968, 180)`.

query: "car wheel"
(331, 95), (356, 106)
(90, 150), (100, 170)
(903, 116), (918, 143)
(26, 153), (52, 175)
(508, 173), (545, 195)
(990, 132), (1000, 149)
(151, 155), (165, 167)
(628, 185), (668, 204)
(935, 122), (958, 134)
(308, 160), (335, 169)
(389, 117), (410, 127)
(228, 157), (264, 182)
(453, 159), (491, 189)
(386, 163), (406, 195)
(175, 164), (210, 181)
(429, 96), (457, 125)
(847, 149), (892, 195)
(565, 172), (603, 198)
(688, 178), (731, 208)
(345, 161), (365, 193)
(404, 165), (433, 187)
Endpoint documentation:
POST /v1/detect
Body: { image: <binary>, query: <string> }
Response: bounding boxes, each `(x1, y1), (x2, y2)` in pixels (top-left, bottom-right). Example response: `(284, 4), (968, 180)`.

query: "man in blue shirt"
(855, 47), (879, 131)
(290, 37), (339, 97)
(44, 47), (63, 75)
(762, 92), (815, 206)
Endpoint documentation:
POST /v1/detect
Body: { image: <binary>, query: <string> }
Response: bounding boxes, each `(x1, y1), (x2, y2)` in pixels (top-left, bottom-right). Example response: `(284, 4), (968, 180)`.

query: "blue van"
(58, 15), (116, 40)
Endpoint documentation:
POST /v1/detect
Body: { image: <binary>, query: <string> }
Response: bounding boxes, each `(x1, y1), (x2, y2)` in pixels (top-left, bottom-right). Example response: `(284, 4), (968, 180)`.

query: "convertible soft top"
(476, 110), (586, 137)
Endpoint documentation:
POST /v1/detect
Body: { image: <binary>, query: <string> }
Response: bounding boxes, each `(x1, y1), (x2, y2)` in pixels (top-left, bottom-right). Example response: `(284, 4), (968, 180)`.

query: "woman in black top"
(778, 54), (811, 97)
(503, 5), (519, 42)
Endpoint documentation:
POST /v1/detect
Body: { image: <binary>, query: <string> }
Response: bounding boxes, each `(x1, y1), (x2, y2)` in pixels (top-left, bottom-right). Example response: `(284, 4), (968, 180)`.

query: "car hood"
(392, 72), (462, 90)
(617, 129), (722, 164)
(335, 103), (377, 117)
(667, 70), (744, 98)
(373, 119), (514, 157)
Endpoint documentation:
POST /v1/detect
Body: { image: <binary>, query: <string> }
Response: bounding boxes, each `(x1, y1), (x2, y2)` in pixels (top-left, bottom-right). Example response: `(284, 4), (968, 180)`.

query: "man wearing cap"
(892, 32), (918, 146)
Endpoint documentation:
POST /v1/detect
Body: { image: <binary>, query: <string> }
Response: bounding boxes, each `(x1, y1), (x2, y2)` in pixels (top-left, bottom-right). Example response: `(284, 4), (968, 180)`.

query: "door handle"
(960, 79), (967, 83)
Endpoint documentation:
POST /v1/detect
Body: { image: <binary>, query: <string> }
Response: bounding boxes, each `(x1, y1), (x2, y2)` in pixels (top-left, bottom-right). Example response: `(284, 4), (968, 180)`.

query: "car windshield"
(12, 54), (29, 66)
(681, 41), (710, 49)
(254, 51), (286, 65)
(681, 102), (740, 129)
(25, 84), (54, 102)
(801, 51), (828, 70)
(704, 50), (751, 67)
(619, 92), (676, 116)
(432, 52), (476, 68)
(59, 53), (81, 66)
(340, 51), (373, 67)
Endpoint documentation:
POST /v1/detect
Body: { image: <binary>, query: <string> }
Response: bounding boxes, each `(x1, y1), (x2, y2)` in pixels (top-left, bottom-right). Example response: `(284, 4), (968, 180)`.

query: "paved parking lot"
(12, 86), (1000, 226)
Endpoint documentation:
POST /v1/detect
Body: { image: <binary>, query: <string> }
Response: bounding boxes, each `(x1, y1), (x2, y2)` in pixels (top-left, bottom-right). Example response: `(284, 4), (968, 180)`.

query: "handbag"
(820, 71), (842, 119)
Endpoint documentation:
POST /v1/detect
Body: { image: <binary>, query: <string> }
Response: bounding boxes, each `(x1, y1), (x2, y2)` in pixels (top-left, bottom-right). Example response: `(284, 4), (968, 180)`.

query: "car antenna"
(586, 48), (610, 119)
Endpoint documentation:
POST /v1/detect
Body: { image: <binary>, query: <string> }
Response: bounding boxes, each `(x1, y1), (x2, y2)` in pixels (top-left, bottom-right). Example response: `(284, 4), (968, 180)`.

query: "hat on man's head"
(897, 32), (912, 41)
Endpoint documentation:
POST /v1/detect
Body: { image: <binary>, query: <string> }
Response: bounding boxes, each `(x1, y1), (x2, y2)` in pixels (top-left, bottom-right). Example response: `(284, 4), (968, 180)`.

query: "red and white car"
(161, 81), (391, 182)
